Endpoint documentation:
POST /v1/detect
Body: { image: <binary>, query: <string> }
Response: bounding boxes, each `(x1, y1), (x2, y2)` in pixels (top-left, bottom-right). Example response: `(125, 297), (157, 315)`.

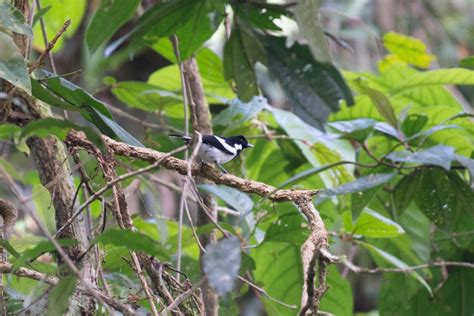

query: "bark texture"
(183, 57), (219, 316)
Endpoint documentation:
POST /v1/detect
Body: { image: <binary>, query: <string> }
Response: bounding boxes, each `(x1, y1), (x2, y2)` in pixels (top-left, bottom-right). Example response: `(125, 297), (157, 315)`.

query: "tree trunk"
(11, 1), (99, 314)
(183, 57), (219, 316)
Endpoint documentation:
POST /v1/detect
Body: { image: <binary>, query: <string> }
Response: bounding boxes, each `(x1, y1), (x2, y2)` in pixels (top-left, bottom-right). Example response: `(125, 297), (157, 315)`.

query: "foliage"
(1, 0), (474, 315)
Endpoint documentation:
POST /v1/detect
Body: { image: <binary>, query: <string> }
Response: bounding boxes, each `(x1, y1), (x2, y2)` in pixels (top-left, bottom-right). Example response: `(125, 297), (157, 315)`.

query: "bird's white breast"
(198, 143), (235, 164)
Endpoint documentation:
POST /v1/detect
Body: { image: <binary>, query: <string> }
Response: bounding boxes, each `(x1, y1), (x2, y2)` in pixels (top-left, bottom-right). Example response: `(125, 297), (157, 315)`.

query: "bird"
(171, 134), (253, 172)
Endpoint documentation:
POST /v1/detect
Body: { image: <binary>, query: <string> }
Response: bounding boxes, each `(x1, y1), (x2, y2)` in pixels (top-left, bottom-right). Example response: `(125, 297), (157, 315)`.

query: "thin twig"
(237, 276), (297, 309)
(341, 258), (474, 273)
(29, 17), (71, 73)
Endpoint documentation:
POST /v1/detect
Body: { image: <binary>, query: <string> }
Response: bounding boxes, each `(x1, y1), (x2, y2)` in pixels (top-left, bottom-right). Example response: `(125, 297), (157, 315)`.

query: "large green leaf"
(111, 81), (181, 112)
(264, 36), (354, 130)
(355, 81), (398, 128)
(235, 3), (287, 31)
(270, 107), (355, 188)
(387, 145), (455, 171)
(391, 68), (474, 94)
(359, 241), (432, 295)
(198, 184), (253, 214)
(32, 74), (143, 146)
(223, 20), (265, 101)
(383, 32), (435, 68)
(393, 171), (423, 215)
(352, 209), (405, 238)
(46, 276), (77, 316)
(293, 0), (331, 64)
(212, 96), (267, 128)
(319, 266), (353, 316)
(21, 118), (104, 150)
(251, 242), (301, 315)
(148, 64), (234, 102)
(328, 118), (376, 142)
(92, 229), (170, 260)
(175, 1), (221, 60)
(317, 173), (397, 202)
(414, 169), (456, 227)
(85, 0), (140, 54)
(408, 268), (474, 316)
(0, 2), (32, 35)
(264, 212), (309, 245)
(13, 239), (78, 269)
(0, 32), (30, 92)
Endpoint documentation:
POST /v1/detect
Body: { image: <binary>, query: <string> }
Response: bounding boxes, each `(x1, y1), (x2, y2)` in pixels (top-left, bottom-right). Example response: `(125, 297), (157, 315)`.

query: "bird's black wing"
(202, 135), (235, 155)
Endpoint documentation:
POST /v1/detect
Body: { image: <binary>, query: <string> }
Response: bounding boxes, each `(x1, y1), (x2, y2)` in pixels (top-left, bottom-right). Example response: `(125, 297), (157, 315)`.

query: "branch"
(29, 18), (71, 73)
(67, 131), (329, 313)
(341, 258), (474, 274)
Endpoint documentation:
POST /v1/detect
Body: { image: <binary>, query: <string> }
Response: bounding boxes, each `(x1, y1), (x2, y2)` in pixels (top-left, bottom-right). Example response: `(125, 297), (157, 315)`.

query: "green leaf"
(414, 169), (456, 226)
(293, 0), (331, 63)
(386, 145), (455, 170)
(0, 2), (32, 35)
(203, 236), (241, 295)
(236, 3), (286, 31)
(383, 32), (435, 68)
(32, 0), (86, 52)
(455, 154), (474, 180)
(265, 36), (354, 130)
(32, 5), (51, 27)
(224, 20), (265, 101)
(0, 239), (21, 258)
(0, 32), (30, 92)
(408, 268), (474, 316)
(85, 0), (140, 54)
(459, 56), (474, 69)
(379, 274), (422, 316)
(87, 106), (144, 147)
(328, 118), (376, 142)
(353, 209), (405, 238)
(148, 64), (233, 102)
(212, 96), (267, 128)
(393, 170), (423, 215)
(0, 124), (21, 140)
(111, 81), (178, 112)
(317, 173), (397, 202)
(270, 107), (354, 188)
(355, 81), (398, 128)
(198, 184), (253, 214)
(46, 276), (77, 316)
(264, 212), (309, 245)
(401, 114), (428, 138)
(175, 1), (220, 60)
(447, 171), (474, 218)
(13, 239), (78, 269)
(21, 118), (104, 150)
(251, 242), (301, 315)
(359, 241), (432, 296)
(391, 68), (474, 94)
(319, 266), (353, 316)
(92, 229), (170, 259)
(131, 0), (195, 42)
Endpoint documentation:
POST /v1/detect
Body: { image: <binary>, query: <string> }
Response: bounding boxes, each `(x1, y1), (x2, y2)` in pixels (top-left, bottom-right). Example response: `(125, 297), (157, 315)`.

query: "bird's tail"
(169, 134), (192, 143)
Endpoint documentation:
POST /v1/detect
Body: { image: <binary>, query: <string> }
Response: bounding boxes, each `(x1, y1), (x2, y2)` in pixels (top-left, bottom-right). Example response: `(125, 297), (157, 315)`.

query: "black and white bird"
(171, 134), (253, 171)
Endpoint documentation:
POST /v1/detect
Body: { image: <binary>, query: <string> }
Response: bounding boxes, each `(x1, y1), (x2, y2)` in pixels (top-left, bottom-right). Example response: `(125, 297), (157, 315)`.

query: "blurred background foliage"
(1, 0), (474, 315)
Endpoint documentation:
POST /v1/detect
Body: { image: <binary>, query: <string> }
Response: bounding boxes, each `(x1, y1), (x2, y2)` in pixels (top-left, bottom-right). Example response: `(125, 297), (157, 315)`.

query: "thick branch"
(68, 132), (320, 202)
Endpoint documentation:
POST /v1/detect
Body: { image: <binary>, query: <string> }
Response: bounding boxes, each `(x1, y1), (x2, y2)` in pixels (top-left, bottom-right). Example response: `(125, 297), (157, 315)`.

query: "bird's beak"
(247, 143), (253, 148)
